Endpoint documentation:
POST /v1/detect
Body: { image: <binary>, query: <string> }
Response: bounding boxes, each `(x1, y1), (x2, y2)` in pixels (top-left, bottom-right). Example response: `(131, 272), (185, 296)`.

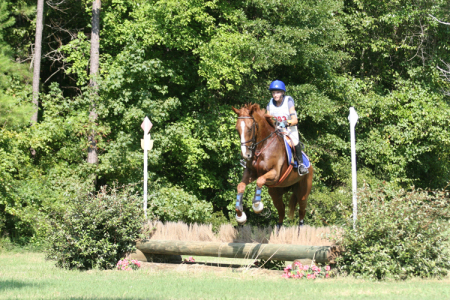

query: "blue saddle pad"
(283, 137), (310, 169)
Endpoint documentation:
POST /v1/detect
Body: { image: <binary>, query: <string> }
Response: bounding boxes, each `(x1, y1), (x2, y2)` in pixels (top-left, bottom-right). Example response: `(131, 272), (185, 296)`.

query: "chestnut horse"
(232, 103), (313, 228)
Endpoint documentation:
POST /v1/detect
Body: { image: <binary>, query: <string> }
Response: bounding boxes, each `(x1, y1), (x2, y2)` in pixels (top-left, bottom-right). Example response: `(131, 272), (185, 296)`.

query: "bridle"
(237, 116), (258, 151)
(237, 116), (276, 152)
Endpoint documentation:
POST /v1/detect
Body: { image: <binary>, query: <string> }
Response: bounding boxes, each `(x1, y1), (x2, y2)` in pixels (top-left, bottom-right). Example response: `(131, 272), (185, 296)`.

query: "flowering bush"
(116, 259), (141, 271)
(282, 261), (331, 279)
(334, 186), (450, 280)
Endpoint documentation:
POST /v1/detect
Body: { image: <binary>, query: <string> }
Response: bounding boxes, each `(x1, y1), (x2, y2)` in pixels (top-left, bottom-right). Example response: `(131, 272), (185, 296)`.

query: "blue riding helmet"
(269, 80), (286, 92)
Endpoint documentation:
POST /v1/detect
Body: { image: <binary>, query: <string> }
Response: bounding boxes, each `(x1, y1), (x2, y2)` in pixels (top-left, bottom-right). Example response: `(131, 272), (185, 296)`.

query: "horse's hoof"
(236, 212), (247, 225)
(276, 222), (283, 233)
(252, 201), (264, 214)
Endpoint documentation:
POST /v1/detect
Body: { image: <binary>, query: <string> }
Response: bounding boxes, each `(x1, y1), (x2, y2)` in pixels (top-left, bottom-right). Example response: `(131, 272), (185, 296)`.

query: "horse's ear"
(231, 106), (240, 115)
(249, 103), (260, 115)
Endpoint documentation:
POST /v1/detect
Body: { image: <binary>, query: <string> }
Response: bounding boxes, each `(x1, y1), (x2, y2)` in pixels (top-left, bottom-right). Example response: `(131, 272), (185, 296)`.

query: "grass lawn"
(0, 250), (449, 300)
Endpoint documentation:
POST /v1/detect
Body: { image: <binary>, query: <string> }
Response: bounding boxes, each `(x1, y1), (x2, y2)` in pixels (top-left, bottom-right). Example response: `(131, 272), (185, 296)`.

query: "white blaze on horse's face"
(240, 120), (247, 158)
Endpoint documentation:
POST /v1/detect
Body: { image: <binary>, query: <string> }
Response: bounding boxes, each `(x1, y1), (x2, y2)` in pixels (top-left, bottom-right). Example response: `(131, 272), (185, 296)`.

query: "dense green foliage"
(1, 0), (450, 246)
(0, 0), (32, 127)
(45, 185), (144, 270)
(335, 185), (450, 279)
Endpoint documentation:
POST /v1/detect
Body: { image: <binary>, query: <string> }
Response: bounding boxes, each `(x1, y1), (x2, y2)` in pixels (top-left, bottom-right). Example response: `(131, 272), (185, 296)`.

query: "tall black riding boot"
(294, 143), (309, 175)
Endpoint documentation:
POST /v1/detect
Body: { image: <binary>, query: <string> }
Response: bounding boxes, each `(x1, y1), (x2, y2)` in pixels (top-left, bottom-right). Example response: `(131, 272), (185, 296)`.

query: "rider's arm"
(288, 106), (298, 126)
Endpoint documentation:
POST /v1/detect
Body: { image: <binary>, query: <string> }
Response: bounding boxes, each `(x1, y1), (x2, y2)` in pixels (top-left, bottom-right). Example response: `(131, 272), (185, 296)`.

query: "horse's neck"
(255, 118), (275, 145)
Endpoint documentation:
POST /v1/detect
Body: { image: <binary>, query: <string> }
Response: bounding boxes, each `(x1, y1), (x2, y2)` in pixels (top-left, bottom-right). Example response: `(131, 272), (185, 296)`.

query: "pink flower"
(326, 273), (330, 278)
(303, 265), (309, 271)
(325, 265), (331, 271)
(317, 268), (321, 273)
(294, 261), (302, 268)
(117, 259), (141, 271)
(282, 273), (290, 278)
(284, 265), (292, 273)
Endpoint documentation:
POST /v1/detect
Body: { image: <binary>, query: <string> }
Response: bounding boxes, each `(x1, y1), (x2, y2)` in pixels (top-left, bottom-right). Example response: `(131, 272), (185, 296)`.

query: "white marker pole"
(143, 135), (148, 218)
(348, 107), (359, 230)
(141, 117), (153, 219)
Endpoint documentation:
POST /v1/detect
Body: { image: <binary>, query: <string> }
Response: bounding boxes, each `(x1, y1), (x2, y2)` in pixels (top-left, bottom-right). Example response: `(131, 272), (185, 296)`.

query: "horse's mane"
(242, 103), (275, 128)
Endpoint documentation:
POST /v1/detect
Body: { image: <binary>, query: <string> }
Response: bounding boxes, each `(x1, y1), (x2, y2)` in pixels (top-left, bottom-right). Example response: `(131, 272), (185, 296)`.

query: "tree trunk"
(87, 0), (101, 165)
(31, 0), (44, 125)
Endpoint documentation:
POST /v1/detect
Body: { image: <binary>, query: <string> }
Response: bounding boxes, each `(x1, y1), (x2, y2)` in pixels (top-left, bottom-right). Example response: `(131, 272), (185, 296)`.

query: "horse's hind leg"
(268, 187), (285, 231)
(288, 190), (304, 227)
(293, 171), (313, 226)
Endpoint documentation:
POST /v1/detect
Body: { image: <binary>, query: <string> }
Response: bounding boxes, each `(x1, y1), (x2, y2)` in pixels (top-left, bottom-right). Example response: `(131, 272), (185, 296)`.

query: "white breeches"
(287, 127), (299, 146)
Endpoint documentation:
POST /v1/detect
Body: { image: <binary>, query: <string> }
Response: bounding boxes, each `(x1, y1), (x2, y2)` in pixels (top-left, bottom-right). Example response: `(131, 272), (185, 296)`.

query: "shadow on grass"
(0, 279), (36, 291)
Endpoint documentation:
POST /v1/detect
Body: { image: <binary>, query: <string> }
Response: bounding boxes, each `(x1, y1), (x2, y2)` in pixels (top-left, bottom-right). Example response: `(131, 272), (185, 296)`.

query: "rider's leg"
(294, 141), (309, 175)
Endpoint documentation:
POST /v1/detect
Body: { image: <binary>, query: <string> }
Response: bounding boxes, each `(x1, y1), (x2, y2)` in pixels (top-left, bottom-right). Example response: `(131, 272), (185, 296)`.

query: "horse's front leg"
(252, 169), (278, 214)
(235, 169), (253, 224)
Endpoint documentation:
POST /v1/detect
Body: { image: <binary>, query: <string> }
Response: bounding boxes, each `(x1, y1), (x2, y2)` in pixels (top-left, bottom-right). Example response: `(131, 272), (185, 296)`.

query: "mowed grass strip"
(0, 251), (449, 300)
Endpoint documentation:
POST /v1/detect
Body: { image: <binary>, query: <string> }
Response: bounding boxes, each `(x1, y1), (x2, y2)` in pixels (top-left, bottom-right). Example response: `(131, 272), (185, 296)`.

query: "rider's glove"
(281, 120), (291, 127)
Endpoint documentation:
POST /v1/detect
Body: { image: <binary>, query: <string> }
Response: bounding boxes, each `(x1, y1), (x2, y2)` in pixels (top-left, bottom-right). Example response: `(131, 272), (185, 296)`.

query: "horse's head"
(232, 105), (257, 160)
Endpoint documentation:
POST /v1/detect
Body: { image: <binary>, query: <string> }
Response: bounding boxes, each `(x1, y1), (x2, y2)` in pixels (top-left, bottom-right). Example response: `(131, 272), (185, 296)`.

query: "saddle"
(282, 134), (310, 169)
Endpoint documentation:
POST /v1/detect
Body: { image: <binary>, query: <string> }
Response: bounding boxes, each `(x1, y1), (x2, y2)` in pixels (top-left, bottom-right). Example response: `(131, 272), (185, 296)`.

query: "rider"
(266, 80), (309, 175)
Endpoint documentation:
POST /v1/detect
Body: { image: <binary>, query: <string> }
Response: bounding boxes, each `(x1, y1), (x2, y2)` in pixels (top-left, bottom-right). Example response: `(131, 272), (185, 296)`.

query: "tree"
(31, 0), (44, 125)
(87, 0), (100, 166)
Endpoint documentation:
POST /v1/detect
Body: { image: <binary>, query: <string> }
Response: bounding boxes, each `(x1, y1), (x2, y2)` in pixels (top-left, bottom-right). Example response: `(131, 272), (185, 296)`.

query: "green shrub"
(334, 185), (450, 280)
(149, 184), (213, 224)
(45, 185), (144, 270)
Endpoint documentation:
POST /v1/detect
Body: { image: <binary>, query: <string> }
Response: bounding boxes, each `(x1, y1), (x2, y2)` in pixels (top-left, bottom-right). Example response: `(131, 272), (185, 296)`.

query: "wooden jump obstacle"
(133, 240), (337, 264)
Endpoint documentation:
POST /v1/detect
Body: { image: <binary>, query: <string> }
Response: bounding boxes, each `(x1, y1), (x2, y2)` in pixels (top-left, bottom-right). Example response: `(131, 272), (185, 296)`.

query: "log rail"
(136, 240), (337, 263)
